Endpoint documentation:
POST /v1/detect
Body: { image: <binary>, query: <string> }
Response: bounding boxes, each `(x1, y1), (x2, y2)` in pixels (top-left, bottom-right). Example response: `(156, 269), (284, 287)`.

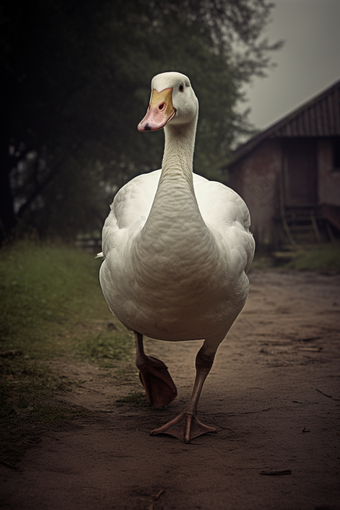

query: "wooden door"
(283, 139), (317, 207)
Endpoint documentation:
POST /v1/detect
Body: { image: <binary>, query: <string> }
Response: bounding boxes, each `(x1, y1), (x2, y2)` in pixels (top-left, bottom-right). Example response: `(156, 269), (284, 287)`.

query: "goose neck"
(160, 122), (196, 186)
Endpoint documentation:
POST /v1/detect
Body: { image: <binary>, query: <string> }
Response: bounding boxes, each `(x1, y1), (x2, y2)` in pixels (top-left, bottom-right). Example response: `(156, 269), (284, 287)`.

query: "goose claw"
(150, 411), (216, 443)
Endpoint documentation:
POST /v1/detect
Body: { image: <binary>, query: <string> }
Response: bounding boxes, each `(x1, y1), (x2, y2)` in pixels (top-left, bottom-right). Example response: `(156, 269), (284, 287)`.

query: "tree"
(0, 0), (281, 242)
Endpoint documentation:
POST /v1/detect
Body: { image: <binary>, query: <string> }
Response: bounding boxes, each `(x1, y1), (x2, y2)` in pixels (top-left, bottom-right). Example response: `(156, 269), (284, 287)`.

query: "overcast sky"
(243, 0), (340, 130)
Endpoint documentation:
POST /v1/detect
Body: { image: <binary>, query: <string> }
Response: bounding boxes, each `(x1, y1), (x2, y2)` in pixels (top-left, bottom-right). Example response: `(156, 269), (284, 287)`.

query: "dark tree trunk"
(0, 139), (16, 245)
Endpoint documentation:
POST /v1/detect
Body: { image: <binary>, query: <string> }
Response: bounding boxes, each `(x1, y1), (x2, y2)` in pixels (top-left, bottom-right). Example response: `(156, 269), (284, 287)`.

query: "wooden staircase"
(276, 207), (335, 247)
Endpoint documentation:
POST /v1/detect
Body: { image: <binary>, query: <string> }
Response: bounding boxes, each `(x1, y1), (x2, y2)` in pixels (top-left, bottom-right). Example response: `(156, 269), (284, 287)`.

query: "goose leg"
(135, 332), (177, 408)
(150, 346), (217, 443)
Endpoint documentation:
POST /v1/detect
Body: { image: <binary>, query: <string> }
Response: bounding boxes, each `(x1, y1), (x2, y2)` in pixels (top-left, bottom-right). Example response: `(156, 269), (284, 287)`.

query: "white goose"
(99, 72), (255, 443)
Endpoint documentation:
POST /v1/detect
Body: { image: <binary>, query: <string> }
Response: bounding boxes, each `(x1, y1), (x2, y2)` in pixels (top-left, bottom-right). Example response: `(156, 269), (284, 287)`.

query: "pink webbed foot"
(138, 355), (177, 408)
(150, 345), (218, 442)
(151, 411), (216, 443)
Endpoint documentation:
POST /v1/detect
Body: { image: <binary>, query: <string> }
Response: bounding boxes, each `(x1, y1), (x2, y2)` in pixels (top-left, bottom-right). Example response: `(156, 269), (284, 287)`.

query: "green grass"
(250, 253), (275, 270)
(252, 245), (340, 272)
(0, 240), (134, 360)
(0, 357), (87, 460)
(283, 245), (340, 271)
(0, 240), (135, 460)
(81, 330), (135, 365)
(116, 391), (150, 408)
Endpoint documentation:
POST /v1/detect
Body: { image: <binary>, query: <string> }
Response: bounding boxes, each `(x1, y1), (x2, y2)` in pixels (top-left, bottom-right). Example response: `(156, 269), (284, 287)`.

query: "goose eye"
(179, 84), (184, 92)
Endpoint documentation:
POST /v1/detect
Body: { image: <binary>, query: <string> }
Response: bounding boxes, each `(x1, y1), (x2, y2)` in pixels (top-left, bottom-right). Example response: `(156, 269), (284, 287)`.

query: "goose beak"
(138, 88), (176, 132)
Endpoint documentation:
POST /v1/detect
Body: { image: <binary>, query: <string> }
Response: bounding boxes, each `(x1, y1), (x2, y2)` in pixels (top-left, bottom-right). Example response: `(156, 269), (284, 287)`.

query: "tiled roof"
(227, 78), (340, 167)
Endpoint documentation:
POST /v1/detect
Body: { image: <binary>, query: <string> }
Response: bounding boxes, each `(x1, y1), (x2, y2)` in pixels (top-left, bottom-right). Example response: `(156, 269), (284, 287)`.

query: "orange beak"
(138, 88), (176, 132)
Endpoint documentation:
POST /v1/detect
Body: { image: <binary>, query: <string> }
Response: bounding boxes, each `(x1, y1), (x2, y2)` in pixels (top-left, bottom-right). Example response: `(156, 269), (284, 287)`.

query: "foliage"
(1, 0), (281, 240)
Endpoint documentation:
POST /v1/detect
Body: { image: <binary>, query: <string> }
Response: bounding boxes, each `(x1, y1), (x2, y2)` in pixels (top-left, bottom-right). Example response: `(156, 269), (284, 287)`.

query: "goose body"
(100, 170), (252, 343)
(99, 72), (255, 442)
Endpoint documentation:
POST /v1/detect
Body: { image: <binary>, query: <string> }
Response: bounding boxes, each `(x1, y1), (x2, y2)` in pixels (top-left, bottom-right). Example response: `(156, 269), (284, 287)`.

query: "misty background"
(244, 0), (340, 129)
(2, 0), (339, 245)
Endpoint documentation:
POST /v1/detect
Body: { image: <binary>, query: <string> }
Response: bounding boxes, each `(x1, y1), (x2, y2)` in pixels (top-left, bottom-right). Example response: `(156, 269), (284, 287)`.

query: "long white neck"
(142, 116), (204, 234)
(159, 118), (197, 188)
(128, 113), (219, 306)
(131, 114), (214, 277)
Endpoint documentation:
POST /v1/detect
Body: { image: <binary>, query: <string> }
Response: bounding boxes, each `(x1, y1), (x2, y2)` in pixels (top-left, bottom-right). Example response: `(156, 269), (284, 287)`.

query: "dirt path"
(1, 270), (340, 510)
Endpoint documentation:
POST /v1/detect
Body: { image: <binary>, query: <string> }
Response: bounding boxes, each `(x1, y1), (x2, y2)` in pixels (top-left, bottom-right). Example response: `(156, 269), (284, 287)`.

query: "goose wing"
(193, 174), (255, 274)
(101, 170), (161, 256)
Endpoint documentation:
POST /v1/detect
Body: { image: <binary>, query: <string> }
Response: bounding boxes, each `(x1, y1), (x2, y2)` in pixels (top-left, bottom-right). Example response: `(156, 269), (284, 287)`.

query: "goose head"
(138, 72), (198, 132)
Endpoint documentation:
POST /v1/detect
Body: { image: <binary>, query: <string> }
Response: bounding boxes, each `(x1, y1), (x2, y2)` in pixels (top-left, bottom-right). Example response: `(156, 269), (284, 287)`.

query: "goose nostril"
(158, 102), (166, 110)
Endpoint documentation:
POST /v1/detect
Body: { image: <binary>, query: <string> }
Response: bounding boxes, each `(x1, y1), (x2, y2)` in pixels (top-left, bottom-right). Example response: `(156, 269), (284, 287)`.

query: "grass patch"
(283, 245), (340, 271)
(82, 330), (135, 366)
(250, 253), (275, 271)
(116, 391), (150, 408)
(0, 239), (134, 361)
(252, 244), (340, 272)
(0, 355), (87, 460)
(0, 240), (135, 461)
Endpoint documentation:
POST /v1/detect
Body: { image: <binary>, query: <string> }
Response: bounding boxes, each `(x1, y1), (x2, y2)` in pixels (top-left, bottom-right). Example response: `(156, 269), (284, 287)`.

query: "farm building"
(225, 79), (340, 249)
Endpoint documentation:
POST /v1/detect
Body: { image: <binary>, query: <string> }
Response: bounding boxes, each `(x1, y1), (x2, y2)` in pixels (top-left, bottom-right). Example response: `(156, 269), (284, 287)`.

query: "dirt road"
(1, 270), (340, 510)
